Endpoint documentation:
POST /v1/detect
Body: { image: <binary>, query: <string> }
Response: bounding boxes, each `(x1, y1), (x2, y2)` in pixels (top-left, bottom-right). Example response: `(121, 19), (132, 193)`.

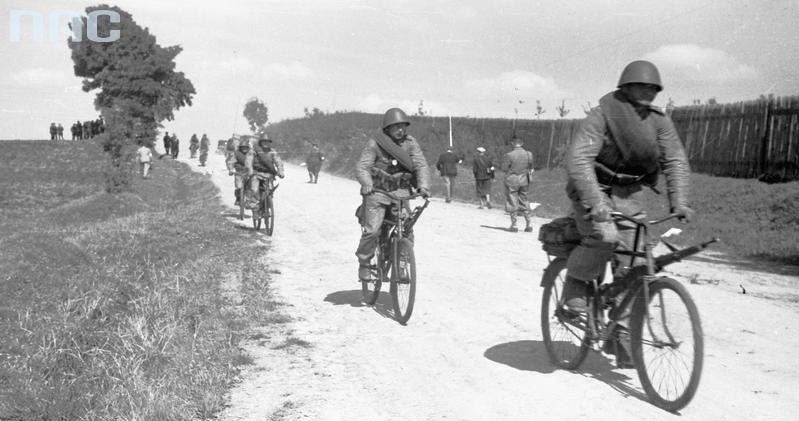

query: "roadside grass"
(0, 141), (280, 419)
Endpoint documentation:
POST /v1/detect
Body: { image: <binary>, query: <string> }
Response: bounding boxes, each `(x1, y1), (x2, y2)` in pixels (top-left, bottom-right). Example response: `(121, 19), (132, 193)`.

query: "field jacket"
(566, 90), (690, 211)
(356, 135), (430, 193)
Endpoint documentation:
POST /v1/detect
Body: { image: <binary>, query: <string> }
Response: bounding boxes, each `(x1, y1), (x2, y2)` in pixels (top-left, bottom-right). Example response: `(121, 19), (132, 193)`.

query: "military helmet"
(381, 108), (411, 130)
(238, 137), (251, 148)
(258, 135), (272, 144)
(617, 60), (663, 91)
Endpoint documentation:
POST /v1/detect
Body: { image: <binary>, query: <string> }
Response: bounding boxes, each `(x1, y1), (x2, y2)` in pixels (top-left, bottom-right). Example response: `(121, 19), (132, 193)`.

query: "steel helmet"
(617, 60), (663, 91)
(381, 108), (411, 130)
(258, 135), (272, 144)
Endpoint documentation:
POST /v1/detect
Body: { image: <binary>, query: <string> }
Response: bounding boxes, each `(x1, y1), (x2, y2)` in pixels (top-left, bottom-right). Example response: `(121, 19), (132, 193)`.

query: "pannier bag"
(538, 216), (582, 257)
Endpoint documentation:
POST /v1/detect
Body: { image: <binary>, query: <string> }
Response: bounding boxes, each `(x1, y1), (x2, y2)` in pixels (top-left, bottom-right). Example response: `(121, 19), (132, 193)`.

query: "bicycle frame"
(372, 189), (430, 242)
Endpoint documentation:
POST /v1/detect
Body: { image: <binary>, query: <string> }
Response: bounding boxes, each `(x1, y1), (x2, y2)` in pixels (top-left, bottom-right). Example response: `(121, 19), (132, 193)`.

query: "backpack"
(538, 217), (582, 257)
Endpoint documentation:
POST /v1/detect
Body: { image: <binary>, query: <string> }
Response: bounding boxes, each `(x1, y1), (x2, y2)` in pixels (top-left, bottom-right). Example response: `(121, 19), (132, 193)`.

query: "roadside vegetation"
(269, 113), (799, 265)
(0, 141), (280, 419)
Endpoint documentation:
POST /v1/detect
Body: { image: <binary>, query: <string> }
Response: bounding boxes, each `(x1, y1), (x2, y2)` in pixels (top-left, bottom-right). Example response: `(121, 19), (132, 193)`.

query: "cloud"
(466, 70), (569, 100)
(644, 44), (759, 83)
(266, 61), (314, 80)
(8, 68), (74, 86)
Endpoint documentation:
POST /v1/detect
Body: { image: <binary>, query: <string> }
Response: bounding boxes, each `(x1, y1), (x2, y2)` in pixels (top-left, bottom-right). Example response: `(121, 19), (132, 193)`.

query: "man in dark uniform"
(436, 147), (460, 203)
(472, 146), (495, 209)
(355, 108), (431, 281)
(561, 60), (695, 368)
(199, 134), (210, 166)
(305, 143), (325, 183)
(170, 134), (179, 159)
(501, 136), (535, 232)
(49, 123), (57, 141)
(163, 132), (171, 156)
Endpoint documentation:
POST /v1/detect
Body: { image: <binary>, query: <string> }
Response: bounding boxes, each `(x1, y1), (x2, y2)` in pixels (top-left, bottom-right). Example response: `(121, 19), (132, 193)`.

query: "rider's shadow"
(323, 290), (395, 319)
(484, 340), (648, 404)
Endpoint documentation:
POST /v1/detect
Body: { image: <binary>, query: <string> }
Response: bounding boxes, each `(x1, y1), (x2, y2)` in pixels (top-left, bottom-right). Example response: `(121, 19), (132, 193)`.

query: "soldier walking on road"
(162, 132), (171, 156)
(436, 147), (460, 203)
(49, 123), (57, 141)
(56, 123), (64, 140)
(189, 134), (199, 158)
(305, 143), (325, 183)
(137, 143), (153, 178)
(501, 136), (535, 232)
(171, 134), (179, 159)
(472, 146), (495, 209)
(199, 133), (210, 166)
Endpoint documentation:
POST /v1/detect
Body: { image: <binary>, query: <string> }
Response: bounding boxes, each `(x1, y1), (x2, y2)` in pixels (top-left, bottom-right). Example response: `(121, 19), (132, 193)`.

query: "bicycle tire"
(390, 238), (416, 324)
(540, 258), (590, 370)
(238, 189), (245, 221)
(630, 277), (703, 412)
(265, 195), (274, 236)
(361, 245), (385, 305)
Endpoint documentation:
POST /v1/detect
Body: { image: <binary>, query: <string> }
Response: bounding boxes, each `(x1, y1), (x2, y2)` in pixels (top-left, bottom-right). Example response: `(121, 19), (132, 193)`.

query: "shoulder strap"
(373, 136), (414, 171)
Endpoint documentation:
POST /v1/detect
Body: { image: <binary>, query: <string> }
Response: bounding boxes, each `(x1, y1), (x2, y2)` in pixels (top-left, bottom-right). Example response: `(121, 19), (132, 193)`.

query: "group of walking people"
(49, 119), (104, 141)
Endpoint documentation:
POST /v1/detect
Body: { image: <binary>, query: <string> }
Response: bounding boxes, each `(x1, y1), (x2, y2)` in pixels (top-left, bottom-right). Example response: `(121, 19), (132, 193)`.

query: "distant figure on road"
(75, 120), (83, 140)
(56, 124), (64, 140)
(199, 133), (210, 166)
(472, 146), (495, 209)
(436, 147), (460, 203)
(49, 122), (57, 141)
(501, 136), (534, 232)
(189, 133), (199, 158)
(355, 108), (431, 282)
(162, 132), (171, 156)
(83, 121), (92, 139)
(170, 134), (179, 159)
(305, 143), (325, 183)
(137, 143), (153, 179)
(248, 136), (285, 208)
(560, 60), (694, 368)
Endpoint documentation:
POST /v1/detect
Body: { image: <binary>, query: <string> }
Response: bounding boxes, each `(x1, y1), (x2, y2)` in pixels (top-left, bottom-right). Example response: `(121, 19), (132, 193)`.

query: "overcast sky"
(1, 0), (797, 141)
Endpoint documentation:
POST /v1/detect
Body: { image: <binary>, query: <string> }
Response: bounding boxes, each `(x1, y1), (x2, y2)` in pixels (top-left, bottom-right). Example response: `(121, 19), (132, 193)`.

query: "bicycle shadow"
(484, 340), (649, 405)
(323, 289), (395, 320)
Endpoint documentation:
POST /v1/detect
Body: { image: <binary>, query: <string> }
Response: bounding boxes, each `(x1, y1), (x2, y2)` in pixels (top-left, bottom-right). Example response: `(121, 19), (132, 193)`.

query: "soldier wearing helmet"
(560, 60), (695, 368)
(354, 107), (431, 281)
(247, 135), (285, 208)
(226, 136), (254, 207)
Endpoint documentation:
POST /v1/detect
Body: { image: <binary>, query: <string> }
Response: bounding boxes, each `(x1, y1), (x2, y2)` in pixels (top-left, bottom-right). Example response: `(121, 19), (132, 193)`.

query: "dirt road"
(182, 151), (799, 420)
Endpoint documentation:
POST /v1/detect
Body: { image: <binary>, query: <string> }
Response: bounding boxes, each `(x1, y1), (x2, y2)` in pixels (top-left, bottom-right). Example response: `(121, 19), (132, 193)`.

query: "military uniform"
(436, 149), (460, 202)
(199, 134), (210, 166)
(501, 143), (534, 230)
(305, 147), (325, 183)
(355, 135), (430, 266)
(565, 90), (690, 282)
(226, 137), (254, 205)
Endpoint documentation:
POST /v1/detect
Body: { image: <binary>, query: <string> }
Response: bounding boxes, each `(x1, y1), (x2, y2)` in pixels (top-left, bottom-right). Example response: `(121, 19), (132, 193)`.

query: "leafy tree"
(68, 4), (195, 190)
(555, 99), (570, 118)
(534, 100), (546, 119)
(243, 97), (269, 135)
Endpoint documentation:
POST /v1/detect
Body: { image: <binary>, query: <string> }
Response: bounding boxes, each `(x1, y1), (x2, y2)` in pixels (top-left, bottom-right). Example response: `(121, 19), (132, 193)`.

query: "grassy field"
(0, 141), (281, 419)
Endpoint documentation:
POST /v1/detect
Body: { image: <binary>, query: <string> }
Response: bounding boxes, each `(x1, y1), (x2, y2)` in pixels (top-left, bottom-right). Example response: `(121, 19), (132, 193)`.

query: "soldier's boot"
(524, 214), (533, 232)
(508, 214), (519, 232)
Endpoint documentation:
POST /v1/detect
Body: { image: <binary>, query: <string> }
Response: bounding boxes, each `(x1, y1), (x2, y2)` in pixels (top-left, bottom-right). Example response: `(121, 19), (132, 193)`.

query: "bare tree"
(555, 99), (570, 118)
(534, 100), (546, 119)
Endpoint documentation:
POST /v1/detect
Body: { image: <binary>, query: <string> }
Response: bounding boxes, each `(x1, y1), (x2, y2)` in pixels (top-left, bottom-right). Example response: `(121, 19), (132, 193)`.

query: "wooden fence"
(518, 96), (799, 181)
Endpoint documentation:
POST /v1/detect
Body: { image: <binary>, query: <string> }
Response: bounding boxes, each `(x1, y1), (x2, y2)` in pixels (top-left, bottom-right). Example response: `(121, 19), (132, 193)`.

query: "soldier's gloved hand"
(588, 203), (612, 222)
(673, 206), (696, 223)
(361, 185), (374, 196)
(418, 188), (431, 199)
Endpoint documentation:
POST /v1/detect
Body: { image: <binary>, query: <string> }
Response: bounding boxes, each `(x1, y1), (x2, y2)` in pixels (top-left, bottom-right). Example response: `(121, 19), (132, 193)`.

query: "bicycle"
(540, 211), (718, 412)
(251, 174), (278, 235)
(361, 189), (430, 324)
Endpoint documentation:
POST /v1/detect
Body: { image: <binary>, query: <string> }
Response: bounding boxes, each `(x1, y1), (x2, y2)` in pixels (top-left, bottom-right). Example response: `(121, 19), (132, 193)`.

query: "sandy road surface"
(180, 151), (799, 420)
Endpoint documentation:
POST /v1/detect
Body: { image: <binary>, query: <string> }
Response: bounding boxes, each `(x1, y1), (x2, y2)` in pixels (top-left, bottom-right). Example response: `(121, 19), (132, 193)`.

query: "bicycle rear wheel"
(630, 277), (703, 412)
(361, 246), (385, 305)
(390, 238), (416, 324)
(264, 195), (274, 236)
(540, 258), (590, 369)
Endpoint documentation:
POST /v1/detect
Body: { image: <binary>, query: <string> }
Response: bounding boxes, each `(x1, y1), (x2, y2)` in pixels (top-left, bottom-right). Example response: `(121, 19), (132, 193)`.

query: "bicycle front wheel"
(540, 258), (590, 369)
(630, 277), (703, 412)
(390, 238), (416, 325)
(265, 196), (274, 236)
(361, 245), (385, 305)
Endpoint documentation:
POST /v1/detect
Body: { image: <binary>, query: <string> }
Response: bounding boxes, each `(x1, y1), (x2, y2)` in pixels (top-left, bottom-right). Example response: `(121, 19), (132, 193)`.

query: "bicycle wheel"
(390, 238), (416, 324)
(265, 195), (274, 236)
(540, 258), (590, 370)
(238, 189), (245, 221)
(361, 245), (385, 305)
(630, 277), (703, 412)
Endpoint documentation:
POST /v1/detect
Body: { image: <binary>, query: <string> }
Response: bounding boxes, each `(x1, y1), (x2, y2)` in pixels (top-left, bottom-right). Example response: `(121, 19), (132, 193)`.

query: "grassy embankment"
(0, 141), (283, 419)
(269, 113), (799, 265)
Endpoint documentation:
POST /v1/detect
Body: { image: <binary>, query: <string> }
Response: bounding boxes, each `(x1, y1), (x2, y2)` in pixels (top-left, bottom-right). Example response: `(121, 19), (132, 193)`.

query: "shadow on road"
(484, 340), (648, 405)
(480, 225), (513, 232)
(324, 289), (394, 320)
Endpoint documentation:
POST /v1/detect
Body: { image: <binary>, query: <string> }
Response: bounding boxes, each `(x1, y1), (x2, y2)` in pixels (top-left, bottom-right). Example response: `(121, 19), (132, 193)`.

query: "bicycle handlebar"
(609, 211), (684, 226)
(371, 188), (429, 202)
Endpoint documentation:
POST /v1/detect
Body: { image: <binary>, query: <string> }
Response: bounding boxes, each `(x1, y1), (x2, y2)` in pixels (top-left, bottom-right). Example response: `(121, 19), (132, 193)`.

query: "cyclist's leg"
(355, 196), (387, 280)
(233, 174), (245, 206)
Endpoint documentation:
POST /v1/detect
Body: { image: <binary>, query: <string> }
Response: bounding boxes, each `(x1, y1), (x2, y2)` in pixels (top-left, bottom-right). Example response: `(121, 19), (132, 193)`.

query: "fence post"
(759, 98), (774, 176)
